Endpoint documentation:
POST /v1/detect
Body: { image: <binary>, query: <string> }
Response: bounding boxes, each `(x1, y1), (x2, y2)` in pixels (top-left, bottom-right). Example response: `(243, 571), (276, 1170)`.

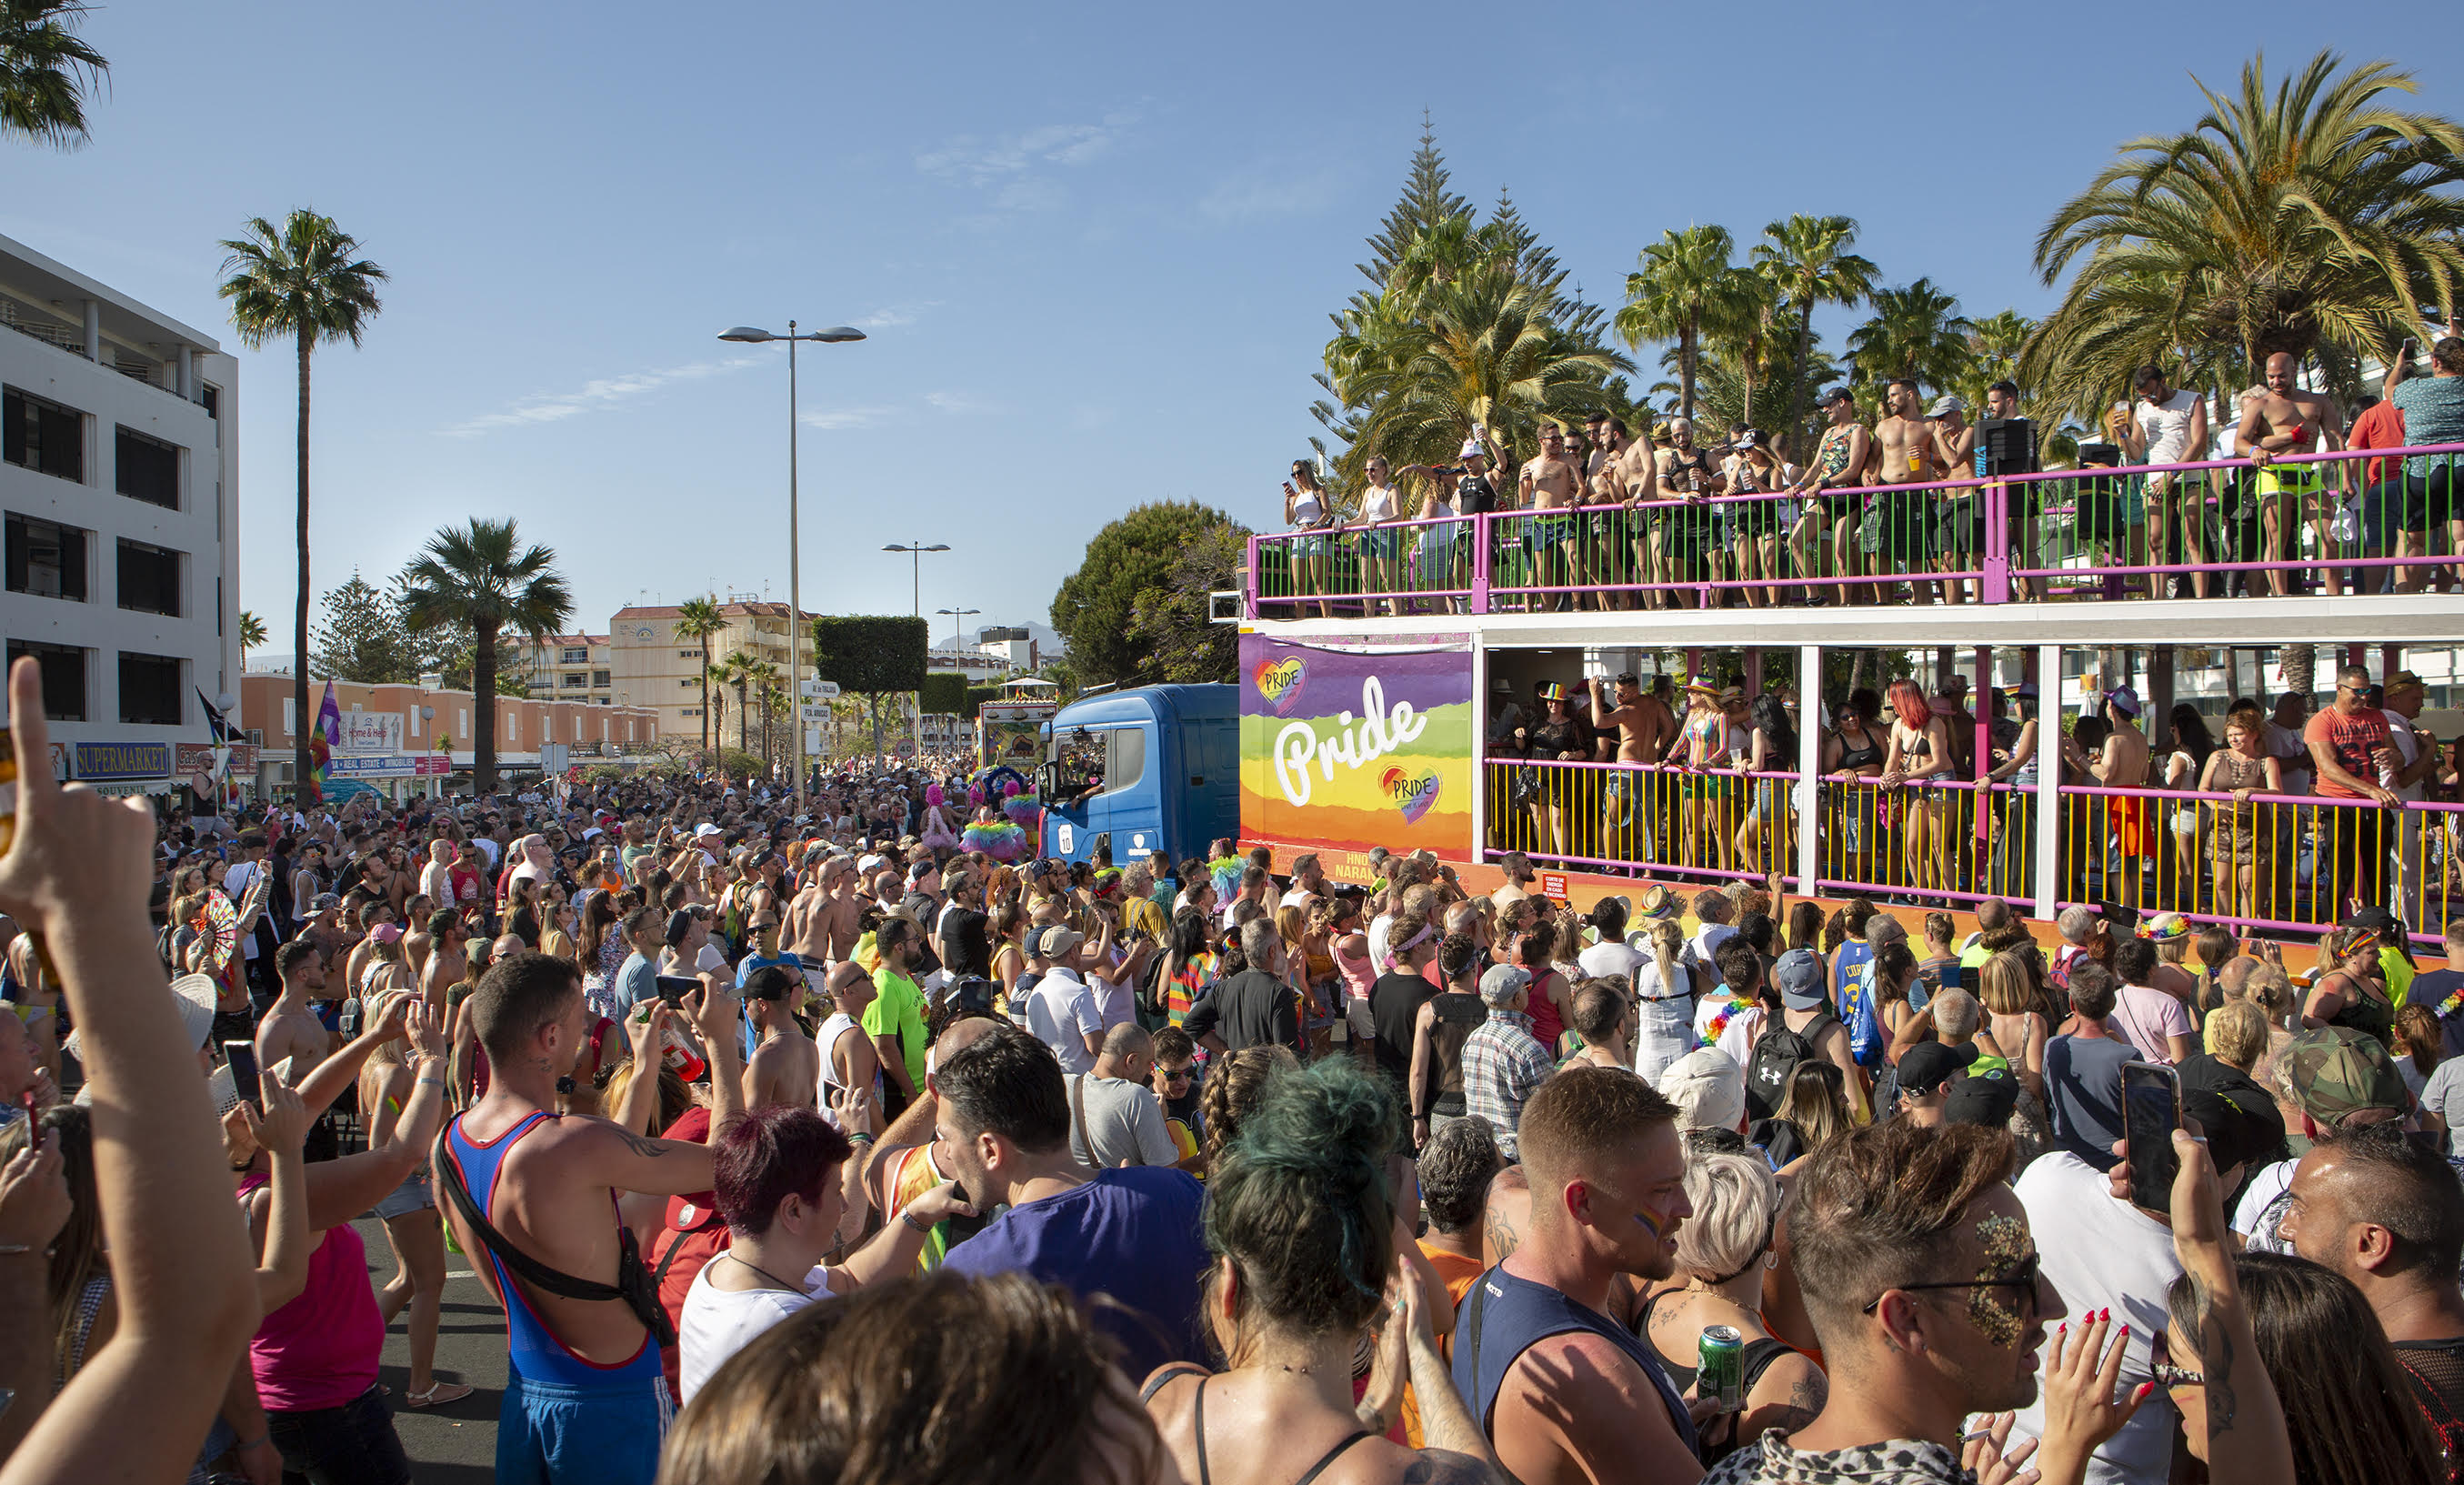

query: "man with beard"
(1869, 379), (1940, 605)
(1790, 386), (1872, 607)
(2237, 351), (2347, 597)
(1454, 1067), (1703, 1483)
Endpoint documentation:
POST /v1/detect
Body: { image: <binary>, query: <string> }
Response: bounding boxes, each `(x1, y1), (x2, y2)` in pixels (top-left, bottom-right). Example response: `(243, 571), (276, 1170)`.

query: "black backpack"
(1745, 1010), (1836, 1122)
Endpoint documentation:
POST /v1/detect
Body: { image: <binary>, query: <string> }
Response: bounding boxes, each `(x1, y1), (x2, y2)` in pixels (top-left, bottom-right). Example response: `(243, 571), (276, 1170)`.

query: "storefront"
(68, 739), (175, 799)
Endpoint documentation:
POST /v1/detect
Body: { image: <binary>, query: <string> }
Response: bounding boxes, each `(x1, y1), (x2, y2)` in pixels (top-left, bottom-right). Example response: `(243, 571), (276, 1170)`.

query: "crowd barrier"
(1251, 443), (2464, 617)
(1480, 756), (2463, 943)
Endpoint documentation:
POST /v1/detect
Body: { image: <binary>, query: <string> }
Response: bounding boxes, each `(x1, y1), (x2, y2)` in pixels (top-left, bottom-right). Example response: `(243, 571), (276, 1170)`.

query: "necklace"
(726, 1252), (807, 1294)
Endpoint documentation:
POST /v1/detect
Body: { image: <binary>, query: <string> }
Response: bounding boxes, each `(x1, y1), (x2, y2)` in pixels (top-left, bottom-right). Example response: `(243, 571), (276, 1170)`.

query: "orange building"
(238, 669), (660, 800)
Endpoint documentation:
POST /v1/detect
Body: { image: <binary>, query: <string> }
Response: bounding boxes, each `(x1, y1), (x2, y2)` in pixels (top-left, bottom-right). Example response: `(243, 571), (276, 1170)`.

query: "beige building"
(526, 633), (613, 706)
(608, 599), (813, 745)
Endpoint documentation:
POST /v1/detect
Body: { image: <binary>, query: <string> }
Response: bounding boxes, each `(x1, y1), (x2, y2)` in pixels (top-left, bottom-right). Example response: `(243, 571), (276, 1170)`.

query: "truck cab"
(1037, 684), (1238, 870)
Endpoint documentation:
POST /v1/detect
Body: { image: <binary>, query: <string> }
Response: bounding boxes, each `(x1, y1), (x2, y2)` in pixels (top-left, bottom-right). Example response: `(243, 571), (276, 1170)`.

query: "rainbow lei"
(2439, 984), (2464, 1021)
(1702, 993), (1752, 1043)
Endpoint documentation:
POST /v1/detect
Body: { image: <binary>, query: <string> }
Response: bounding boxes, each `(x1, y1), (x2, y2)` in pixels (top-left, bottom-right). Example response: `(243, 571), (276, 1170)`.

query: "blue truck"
(1037, 684), (1239, 870)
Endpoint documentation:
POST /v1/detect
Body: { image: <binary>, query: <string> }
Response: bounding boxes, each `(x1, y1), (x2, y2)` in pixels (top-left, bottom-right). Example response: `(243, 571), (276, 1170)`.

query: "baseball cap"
(1926, 395), (1964, 418)
(2104, 686), (2142, 718)
(370, 922), (403, 945)
(1818, 386), (1854, 407)
(1773, 948), (1826, 1011)
(1478, 963), (1532, 1008)
(742, 965), (796, 1002)
(1897, 1040), (1978, 1096)
(1035, 926), (1085, 959)
(856, 853), (886, 876)
(2278, 1026), (2409, 1126)
(1943, 1065), (2021, 1128)
(2178, 1056), (2287, 1176)
(1458, 438), (1487, 459)
(310, 892), (342, 912)
(660, 1106), (721, 1233)
(1656, 1047), (1746, 1133)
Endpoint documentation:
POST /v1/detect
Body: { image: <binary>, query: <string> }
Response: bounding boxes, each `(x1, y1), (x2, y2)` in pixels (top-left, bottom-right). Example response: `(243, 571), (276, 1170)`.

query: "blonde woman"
(1282, 459), (1337, 617)
(2199, 707), (2281, 927)
(1631, 917), (1697, 1079)
(1357, 456), (1406, 617)
(356, 996), (471, 1409)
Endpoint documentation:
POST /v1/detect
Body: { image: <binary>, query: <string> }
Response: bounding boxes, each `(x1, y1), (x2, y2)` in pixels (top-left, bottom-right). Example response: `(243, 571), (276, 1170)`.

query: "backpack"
(1746, 1010), (1837, 1122)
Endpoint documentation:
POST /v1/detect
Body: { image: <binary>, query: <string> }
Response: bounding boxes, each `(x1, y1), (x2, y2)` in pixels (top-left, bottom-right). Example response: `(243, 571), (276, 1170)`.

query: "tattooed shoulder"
(606, 1126), (673, 1159)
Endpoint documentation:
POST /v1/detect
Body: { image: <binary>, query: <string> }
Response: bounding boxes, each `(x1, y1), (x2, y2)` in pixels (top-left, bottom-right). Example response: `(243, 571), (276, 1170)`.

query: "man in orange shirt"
(2349, 394), (2411, 591)
(1398, 1114), (1504, 1445)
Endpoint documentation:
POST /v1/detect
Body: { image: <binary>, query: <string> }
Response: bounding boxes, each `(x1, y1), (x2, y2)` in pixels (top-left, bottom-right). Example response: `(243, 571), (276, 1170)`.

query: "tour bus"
(1232, 432), (2464, 962)
(1038, 684), (1240, 870)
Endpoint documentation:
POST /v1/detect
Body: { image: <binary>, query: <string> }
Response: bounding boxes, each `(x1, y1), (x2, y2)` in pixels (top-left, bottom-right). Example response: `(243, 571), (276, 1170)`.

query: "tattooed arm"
(1482, 1165), (1529, 1268)
(2169, 1129), (2293, 1485)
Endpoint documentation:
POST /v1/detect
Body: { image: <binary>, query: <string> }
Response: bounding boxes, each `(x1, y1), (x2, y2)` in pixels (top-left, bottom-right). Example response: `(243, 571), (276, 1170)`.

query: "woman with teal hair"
(1140, 1059), (1507, 1484)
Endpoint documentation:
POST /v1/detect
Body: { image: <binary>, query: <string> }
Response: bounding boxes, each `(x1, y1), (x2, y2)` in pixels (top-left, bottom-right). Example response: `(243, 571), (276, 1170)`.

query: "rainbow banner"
(305, 679), (341, 806)
(1239, 632), (1472, 859)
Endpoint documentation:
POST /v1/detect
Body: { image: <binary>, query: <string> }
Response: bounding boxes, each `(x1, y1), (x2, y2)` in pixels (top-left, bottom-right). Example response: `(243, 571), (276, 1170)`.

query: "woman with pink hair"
(1878, 677), (1956, 897)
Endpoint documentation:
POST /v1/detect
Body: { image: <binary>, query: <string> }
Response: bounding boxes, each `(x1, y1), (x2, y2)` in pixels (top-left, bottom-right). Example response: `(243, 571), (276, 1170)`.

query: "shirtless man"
(1582, 413), (1636, 610)
(440, 954), (743, 1480)
(1518, 425), (1588, 613)
(1790, 386), (1871, 606)
(1589, 672), (1677, 865)
(740, 964), (819, 1110)
(2061, 687), (2154, 909)
(420, 908), (468, 1019)
(1869, 378), (1939, 605)
(782, 858), (834, 968)
(820, 855), (867, 964)
(2237, 350), (2347, 597)
(1927, 396), (1980, 603)
(255, 938), (337, 1079)
(1646, 418), (1723, 610)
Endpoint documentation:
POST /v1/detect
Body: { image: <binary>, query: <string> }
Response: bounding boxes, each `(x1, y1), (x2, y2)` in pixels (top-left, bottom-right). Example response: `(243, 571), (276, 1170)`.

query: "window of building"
(114, 427), (179, 509)
(563, 673), (586, 687)
(119, 653), (179, 725)
(678, 648), (702, 659)
(562, 646), (588, 664)
(679, 677), (696, 688)
(4, 387), (83, 482)
(115, 538), (181, 617)
(199, 385), (220, 422)
(592, 670), (610, 687)
(5, 514), (87, 601)
(506, 712), (516, 741)
(7, 639), (85, 720)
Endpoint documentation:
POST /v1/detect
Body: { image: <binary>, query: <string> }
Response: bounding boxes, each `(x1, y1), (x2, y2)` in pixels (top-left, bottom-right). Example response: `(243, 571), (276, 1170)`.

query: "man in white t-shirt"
(2115, 363), (2209, 598)
(2380, 670), (2441, 930)
(1022, 926), (1103, 1076)
(1064, 1024), (1180, 1169)
(676, 1103), (967, 1404)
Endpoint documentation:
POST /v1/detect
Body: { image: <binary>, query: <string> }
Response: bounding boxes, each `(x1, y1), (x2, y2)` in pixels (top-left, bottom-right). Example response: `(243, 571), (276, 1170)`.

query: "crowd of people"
(0, 635), (2456, 1485)
(1487, 657), (2464, 939)
(1270, 339), (2464, 613)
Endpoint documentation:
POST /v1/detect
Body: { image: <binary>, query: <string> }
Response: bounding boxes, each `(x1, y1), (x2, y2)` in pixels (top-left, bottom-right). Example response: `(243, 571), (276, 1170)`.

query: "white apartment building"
(0, 234), (237, 792)
(608, 599), (813, 745)
(526, 632), (614, 705)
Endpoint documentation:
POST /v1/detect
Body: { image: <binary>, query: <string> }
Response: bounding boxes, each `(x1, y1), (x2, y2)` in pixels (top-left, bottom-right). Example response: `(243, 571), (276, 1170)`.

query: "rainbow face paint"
(1968, 1214), (2032, 1349)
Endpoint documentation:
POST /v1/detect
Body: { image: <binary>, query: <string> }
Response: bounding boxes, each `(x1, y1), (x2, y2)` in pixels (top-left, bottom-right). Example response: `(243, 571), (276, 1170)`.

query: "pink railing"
(1247, 441), (2464, 617)
(1484, 758), (1803, 890)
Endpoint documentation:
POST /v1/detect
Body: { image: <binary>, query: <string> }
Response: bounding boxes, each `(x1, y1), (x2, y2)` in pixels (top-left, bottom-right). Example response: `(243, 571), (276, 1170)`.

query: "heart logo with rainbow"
(1253, 657), (1307, 716)
(1381, 766), (1443, 825)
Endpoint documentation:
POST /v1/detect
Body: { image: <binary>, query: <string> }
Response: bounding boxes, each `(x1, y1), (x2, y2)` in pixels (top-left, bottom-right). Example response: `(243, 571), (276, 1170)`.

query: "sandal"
(406, 1381), (474, 1409)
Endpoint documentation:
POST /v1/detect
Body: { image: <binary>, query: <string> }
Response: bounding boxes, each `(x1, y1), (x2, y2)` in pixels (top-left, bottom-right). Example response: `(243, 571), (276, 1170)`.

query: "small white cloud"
(916, 112), (1136, 186)
(800, 405), (899, 431)
(442, 356), (757, 437)
(856, 301), (941, 330)
(1197, 163), (1345, 223)
(923, 390), (1002, 416)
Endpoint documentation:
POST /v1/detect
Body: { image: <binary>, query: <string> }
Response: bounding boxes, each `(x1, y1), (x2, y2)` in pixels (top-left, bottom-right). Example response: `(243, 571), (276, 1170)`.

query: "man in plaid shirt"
(1463, 963), (1556, 1158)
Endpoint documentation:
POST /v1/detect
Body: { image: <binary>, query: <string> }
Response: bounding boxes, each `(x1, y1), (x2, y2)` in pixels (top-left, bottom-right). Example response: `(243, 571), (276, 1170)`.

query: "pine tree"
(1356, 112), (1470, 287)
(309, 573), (414, 683)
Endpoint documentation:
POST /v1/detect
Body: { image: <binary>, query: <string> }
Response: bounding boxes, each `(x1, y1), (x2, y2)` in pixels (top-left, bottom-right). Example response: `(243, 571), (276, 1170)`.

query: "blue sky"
(12, 0), (2455, 648)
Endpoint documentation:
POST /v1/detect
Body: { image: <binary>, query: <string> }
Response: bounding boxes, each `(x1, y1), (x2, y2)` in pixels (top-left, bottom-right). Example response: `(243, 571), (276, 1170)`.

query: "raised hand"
(246, 1067), (312, 1155)
(2038, 1309), (2149, 1467)
(0, 657), (160, 940)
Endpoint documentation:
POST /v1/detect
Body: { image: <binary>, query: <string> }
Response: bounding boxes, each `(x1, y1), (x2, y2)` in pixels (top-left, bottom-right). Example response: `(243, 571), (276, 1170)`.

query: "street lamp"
(937, 607), (981, 648)
(717, 320), (866, 808)
(884, 542), (950, 758)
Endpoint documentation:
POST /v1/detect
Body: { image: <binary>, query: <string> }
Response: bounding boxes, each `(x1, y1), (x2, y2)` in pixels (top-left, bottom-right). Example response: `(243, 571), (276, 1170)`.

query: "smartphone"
(222, 1040), (262, 1113)
(2098, 899), (2142, 934)
(652, 976), (701, 1006)
(2122, 1061), (2181, 1213)
(19, 1090), (40, 1151)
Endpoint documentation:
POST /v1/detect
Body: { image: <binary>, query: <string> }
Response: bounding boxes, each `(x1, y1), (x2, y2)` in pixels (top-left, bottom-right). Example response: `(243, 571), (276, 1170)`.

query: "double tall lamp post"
(716, 320), (866, 808)
(885, 542), (951, 758)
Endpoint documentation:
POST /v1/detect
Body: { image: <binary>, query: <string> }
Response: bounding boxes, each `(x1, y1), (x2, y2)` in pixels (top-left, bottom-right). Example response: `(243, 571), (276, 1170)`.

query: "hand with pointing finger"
(0, 657), (160, 940)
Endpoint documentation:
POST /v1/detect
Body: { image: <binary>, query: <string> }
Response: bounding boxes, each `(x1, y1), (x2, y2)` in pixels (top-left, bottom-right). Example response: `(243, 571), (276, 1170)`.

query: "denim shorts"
(266, 1383), (411, 1485)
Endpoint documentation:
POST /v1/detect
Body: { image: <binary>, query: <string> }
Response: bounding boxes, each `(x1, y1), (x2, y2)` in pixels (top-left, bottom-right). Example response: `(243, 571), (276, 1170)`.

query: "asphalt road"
(346, 1216), (503, 1483)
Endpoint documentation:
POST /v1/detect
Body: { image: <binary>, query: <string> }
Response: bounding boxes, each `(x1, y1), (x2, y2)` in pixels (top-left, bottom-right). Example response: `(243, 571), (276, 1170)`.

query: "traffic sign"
(799, 680), (841, 699)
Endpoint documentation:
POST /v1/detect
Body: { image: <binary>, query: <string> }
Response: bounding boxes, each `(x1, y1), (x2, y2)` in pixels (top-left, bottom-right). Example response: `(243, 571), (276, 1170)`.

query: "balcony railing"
(1248, 442), (2464, 618)
(1485, 754), (2459, 945)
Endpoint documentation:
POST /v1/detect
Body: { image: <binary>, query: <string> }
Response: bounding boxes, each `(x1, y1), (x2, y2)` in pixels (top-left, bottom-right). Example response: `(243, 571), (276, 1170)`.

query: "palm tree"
(758, 678), (790, 775)
(741, 658), (780, 762)
(712, 650), (756, 758)
(0, 0), (106, 147)
(236, 610), (267, 671)
(1618, 226), (1752, 422)
(397, 519), (573, 793)
(672, 596), (725, 758)
(2024, 50), (2464, 418)
(1846, 279), (1978, 394)
(219, 212), (386, 800)
(1752, 215), (1879, 447)
(1959, 309), (2038, 414)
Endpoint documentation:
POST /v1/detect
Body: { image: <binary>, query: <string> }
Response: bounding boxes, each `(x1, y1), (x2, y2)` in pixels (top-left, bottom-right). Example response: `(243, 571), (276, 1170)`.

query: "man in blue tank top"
(1452, 1066), (1707, 1483)
(438, 952), (746, 1485)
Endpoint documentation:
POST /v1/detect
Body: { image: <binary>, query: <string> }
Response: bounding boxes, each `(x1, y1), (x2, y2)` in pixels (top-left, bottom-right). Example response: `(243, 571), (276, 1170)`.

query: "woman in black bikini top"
(1139, 1060), (1501, 1485)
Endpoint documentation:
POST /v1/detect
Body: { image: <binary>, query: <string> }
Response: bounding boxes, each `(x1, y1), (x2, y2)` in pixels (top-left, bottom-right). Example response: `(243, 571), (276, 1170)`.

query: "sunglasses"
(1860, 1250), (2042, 1314)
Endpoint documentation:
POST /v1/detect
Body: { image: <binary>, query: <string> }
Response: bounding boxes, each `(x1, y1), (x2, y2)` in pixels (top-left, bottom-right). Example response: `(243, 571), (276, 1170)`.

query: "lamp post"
(884, 542), (949, 759)
(936, 607), (981, 648)
(717, 319), (866, 808)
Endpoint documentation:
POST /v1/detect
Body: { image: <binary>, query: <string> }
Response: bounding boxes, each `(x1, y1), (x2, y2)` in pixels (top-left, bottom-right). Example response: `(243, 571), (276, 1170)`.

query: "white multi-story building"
(0, 234), (237, 795)
(526, 632), (614, 705)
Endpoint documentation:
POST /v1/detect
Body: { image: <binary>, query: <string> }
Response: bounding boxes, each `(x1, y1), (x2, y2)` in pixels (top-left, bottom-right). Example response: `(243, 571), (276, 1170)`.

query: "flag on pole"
(305, 680), (341, 806)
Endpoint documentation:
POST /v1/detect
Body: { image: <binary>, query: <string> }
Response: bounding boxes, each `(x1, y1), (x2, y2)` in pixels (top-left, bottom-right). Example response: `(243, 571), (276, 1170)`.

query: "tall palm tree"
(1618, 226), (1752, 422)
(741, 658), (780, 761)
(0, 0), (106, 147)
(672, 596), (725, 758)
(2024, 50), (2464, 418)
(712, 650), (756, 758)
(1846, 279), (1978, 394)
(219, 212), (386, 799)
(1752, 215), (1879, 447)
(236, 610), (267, 671)
(1959, 309), (2038, 413)
(758, 677), (790, 775)
(397, 519), (573, 793)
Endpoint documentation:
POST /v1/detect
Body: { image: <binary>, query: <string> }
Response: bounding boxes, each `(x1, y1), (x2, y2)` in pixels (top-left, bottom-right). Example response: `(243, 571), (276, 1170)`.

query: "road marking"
(446, 1269), (477, 1279)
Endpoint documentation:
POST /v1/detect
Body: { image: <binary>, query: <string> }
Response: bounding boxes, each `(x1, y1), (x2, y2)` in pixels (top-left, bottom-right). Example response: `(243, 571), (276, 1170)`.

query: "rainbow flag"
(305, 679), (341, 805)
